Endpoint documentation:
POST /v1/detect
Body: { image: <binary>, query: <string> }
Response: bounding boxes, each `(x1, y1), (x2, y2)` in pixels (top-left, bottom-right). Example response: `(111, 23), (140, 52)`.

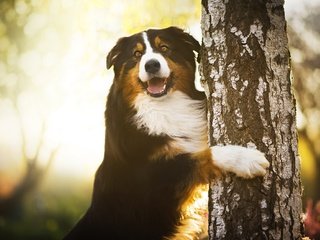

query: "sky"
(285, 0), (320, 17)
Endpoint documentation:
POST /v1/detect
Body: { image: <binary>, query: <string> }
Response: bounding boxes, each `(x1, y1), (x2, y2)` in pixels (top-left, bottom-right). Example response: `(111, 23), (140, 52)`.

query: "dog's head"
(106, 27), (200, 102)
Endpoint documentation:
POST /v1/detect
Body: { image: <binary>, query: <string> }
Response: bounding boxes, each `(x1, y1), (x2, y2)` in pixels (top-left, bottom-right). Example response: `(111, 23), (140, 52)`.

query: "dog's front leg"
(211, 145), (269, 178)
(192, 145), (269, 183)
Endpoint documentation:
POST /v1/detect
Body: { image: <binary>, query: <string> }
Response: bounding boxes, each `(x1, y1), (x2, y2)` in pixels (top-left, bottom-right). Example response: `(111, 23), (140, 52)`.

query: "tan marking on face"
(119, 63), (144, 106)
(154, 36), (170, 49)
(154, 36), (162, 48)
(115, 41), (146, 107)
(165, 58), (196, 97)
(154, 36), (171, 55)
(134, 42), (144, 53)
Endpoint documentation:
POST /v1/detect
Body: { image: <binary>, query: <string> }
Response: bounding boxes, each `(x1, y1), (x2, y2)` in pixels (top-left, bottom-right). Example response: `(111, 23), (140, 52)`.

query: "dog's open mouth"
(144, 77), (171, 97)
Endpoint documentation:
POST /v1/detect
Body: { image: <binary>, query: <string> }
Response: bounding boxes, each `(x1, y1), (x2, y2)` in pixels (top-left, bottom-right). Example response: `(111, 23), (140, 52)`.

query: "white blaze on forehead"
(138, 32), (170, 82)
(142, 32), (153, 54)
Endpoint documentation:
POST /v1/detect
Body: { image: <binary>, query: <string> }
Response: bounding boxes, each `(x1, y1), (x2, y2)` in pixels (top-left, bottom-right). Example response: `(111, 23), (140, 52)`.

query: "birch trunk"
(200, 0), (304, 239)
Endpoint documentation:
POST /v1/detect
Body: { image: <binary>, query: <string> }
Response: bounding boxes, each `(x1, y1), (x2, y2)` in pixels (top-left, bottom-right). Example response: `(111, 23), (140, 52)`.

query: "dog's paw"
(211, 145), (269, 178)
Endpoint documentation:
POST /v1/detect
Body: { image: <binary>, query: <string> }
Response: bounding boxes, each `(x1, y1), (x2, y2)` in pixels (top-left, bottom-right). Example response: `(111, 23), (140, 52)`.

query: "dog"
(64, 26), (269, 240)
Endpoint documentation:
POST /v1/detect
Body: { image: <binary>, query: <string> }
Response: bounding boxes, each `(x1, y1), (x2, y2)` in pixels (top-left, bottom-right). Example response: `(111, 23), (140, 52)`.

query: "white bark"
(200, 0), (303, 239)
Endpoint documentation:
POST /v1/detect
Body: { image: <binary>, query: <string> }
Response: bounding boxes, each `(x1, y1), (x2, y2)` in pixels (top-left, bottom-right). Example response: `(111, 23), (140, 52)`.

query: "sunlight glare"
(0, 0), (201, 182)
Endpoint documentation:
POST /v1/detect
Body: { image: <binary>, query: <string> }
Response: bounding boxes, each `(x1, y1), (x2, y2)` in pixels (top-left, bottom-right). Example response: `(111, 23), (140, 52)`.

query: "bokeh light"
(0, 0), (319, 239)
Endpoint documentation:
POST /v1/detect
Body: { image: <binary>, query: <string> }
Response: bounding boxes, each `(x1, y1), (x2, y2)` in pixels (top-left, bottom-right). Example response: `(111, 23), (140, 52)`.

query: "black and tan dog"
(64, 27), (269, 240)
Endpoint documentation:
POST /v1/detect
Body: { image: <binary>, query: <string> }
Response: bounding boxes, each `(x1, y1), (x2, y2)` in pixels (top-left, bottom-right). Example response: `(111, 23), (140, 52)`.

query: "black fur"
(64, 27), (204, 240)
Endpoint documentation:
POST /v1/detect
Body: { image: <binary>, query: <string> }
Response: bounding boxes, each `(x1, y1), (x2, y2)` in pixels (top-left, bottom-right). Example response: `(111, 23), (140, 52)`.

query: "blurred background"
(0, 0), (319, 239)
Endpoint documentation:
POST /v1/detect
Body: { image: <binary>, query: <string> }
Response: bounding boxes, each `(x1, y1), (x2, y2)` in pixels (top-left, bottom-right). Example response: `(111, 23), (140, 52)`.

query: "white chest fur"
(133, 91), (208, 153)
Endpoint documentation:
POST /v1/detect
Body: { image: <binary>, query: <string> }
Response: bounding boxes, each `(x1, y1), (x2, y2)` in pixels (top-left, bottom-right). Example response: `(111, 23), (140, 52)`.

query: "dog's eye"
(134, 50), (142, 58)
(160, 45), (169, 52)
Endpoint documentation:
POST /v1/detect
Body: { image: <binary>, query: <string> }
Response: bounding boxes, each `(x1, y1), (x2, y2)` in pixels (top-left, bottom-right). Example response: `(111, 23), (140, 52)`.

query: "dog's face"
(106, 27), (200, 102)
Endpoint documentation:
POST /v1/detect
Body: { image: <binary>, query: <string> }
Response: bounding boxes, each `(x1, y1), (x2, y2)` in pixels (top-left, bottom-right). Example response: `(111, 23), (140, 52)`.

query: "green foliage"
(0, 178), (91, 240)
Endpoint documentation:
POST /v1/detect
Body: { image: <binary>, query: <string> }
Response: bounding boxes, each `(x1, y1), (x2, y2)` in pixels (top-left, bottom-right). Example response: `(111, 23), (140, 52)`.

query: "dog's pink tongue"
(147, 78), (166, 94)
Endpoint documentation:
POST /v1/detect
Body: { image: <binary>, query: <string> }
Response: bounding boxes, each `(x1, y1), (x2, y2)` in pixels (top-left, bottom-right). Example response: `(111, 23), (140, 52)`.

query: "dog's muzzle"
(139, 59), (172, 98)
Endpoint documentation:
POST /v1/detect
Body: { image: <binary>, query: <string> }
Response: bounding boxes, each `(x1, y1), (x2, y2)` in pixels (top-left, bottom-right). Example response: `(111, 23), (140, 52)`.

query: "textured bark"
(200, 0), (303, 239)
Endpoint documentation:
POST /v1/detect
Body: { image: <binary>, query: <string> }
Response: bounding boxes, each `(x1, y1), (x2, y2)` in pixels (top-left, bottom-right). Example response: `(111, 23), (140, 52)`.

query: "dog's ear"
(106, 37), (127, 69)
(166, 27), (201, 63)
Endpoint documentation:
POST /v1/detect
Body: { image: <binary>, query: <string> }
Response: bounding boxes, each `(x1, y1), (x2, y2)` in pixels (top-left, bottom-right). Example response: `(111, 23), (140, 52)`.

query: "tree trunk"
(200, 0), (303, 239)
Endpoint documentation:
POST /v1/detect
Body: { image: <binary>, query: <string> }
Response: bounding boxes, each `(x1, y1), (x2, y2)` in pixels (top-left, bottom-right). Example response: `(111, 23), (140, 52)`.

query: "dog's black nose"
(145, 59), (160, 74)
